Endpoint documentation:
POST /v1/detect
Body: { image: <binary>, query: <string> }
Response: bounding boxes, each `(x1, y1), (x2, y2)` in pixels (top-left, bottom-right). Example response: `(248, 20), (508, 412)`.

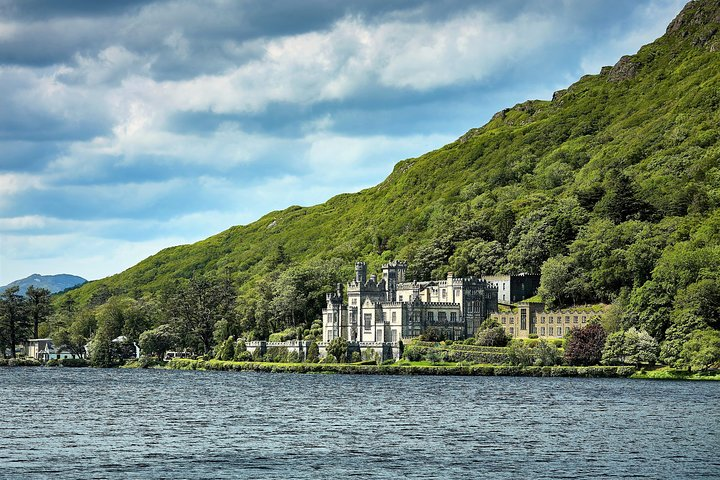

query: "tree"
(139, 324), (176, 359)
(507, 341), (534, 366)
(679, 329), (720, 372)
(534, 339), (562, 366)
(327, 337), (348, 363)
(564, 323), (607, 366)
(624, 327), (659, 367)
(0, 286), (29, 358)
(166, 275), (236, 354)
(306, 341), (319, 363)
(214, 336), (236, 361)
(602, 327), (659, 367)
(602, 330), (627, 365)
(89, 329), (113, 367)
(25, 286), (52, 339)
(475, 318), (510, 347)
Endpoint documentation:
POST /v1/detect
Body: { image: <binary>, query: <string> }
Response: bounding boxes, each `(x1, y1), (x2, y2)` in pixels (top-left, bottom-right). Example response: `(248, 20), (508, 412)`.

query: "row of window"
(358, 310), (461, 329)
(508, 326), (569, 337)
(499, 315), (587, 325)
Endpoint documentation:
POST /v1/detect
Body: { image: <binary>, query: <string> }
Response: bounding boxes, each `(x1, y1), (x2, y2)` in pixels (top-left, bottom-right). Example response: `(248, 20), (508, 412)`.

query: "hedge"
(165, 359), (637, 378)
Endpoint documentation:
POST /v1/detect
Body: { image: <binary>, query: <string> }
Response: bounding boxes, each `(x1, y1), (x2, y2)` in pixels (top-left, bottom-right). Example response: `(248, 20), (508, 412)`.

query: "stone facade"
(323, 260), (498, 344)
(489, 301), (606, 339)
(480, 274), (540, 305)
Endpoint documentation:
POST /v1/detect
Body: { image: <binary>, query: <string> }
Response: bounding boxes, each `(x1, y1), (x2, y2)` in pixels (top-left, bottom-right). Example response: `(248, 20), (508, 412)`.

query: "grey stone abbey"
(322, 260), (499, 343)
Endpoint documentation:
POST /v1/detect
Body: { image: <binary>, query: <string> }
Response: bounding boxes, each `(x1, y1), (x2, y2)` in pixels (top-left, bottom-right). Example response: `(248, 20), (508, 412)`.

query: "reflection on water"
(0, 368), (718, 479)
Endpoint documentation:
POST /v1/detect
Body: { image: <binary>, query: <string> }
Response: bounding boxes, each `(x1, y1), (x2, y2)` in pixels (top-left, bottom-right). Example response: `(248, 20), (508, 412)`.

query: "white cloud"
(120, 10), (560, 115)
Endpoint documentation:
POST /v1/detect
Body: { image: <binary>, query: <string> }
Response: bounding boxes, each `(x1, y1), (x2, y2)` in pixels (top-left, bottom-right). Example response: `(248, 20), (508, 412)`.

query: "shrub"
(534, 339), (562, 366)
(268, 327), (297, 342)
(381, 358), (396, 365)
(265, 346), (289, 363)
(351, 351), (362, 363)
(251, 348), (264, 361)
(286, 351), (300, 363)
(327, 337), (349, 363)
(402, 345), (426, 361)
(214, 336), (236, 361)
(320, 354), (337, 364)
(419, 327), (446, 342)
(234, 351), (252, 362)
(680, 329), (720, 372)
(476, 326), (510, 347)
(306, 342), (320, 363)
(7, 358), (42, 367)
(507, 342), (534, 366)
(564, 324), (607, 366)
(464, 338), (476, 345)
(425, 350), (447, 364)
(362, 347), (380, 364)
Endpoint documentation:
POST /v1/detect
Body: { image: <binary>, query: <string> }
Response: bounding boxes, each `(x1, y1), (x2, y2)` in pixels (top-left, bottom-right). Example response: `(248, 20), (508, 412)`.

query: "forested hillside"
(35, 0), (720, 363)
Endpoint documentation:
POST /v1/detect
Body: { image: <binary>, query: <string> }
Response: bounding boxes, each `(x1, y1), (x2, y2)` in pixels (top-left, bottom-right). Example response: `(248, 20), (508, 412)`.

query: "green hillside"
(60, 1), (719, 357)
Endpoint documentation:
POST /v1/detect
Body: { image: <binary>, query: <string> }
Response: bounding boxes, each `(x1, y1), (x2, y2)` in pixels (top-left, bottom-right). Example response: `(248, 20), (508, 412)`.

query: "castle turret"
(382, 260), (408, 301)
(355, 261), (367, 283)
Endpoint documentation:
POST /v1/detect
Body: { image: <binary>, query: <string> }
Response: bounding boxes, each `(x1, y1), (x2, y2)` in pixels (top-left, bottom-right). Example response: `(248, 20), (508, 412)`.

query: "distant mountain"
(1, 274), (87, 295)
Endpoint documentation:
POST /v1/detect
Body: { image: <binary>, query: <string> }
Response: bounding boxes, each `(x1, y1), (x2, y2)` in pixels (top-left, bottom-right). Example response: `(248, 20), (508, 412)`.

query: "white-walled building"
(323, 261), (498, 343)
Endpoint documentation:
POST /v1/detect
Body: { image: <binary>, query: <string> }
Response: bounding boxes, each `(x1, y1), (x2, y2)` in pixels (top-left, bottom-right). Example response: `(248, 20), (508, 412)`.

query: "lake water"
(0, 368), (718, 479)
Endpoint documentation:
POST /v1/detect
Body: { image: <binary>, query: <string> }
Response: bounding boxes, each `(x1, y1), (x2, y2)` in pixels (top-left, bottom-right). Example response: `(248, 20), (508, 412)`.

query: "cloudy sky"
(0, 0), (687, 285)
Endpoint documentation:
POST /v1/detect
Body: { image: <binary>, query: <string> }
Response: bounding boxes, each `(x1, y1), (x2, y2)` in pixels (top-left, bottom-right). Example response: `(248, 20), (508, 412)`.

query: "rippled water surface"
(1, 368), (718, 479)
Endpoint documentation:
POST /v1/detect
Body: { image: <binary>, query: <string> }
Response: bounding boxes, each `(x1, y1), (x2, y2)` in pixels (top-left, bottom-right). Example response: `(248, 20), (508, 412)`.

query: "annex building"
(322, 261), (498, 343)
(489, 301), (607, 339)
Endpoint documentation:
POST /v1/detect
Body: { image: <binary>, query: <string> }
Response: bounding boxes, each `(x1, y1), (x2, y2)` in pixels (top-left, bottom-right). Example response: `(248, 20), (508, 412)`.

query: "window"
(376, 329), (383, 341)
(565, 316), (570, 323)
(351, 311), (357, 325)
(549, 327), (554, 336)
(442, 289), (447, 299)
(364, 314), (372, 330)
(351, 298), (357, 305)
(391, 330), (397, 343)
(438, 312), (447, 323)
(520, 310), (527, 330)
(502, 294), (505, 301)
(582, 316), (587, 323)
(450, 312), (457, 323)
(565, 327), (570, 334)
(501, 317), (506, 324)
(558, 328), (563, 338)
(549, 316), (554, 324)
(509, 327), (514, 335)
(392, 312), (397, 322)
(541, 316), (545, 324)
(382, 312), (387, 323)
(540, 327), (545, 336)
(399, 295), (403, 302)
(427, 312), (434, 322)
(573, 316), (578, 324)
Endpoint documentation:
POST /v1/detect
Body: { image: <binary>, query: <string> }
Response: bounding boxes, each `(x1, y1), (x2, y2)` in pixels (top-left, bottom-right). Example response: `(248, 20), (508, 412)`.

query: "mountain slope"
(2, 274), (87, 295)
(63, 1), (720, 345)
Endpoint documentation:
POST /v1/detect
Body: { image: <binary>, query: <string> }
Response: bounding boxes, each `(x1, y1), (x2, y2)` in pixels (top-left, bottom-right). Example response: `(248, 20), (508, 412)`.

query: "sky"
(0, 0), (688, 285)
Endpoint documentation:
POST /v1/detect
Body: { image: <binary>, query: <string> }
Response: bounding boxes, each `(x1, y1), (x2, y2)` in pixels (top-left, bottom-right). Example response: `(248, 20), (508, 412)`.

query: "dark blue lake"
(0, 368), (718, 479)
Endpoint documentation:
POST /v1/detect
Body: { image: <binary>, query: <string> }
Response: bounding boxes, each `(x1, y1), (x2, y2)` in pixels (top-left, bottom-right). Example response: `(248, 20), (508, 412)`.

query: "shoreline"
(2, 357), (718, 380)
(164, 358), (720, 380)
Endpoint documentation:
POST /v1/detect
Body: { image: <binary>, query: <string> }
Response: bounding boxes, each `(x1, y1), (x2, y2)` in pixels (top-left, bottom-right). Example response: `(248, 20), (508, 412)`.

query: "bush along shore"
(166, 358), (637, 378)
